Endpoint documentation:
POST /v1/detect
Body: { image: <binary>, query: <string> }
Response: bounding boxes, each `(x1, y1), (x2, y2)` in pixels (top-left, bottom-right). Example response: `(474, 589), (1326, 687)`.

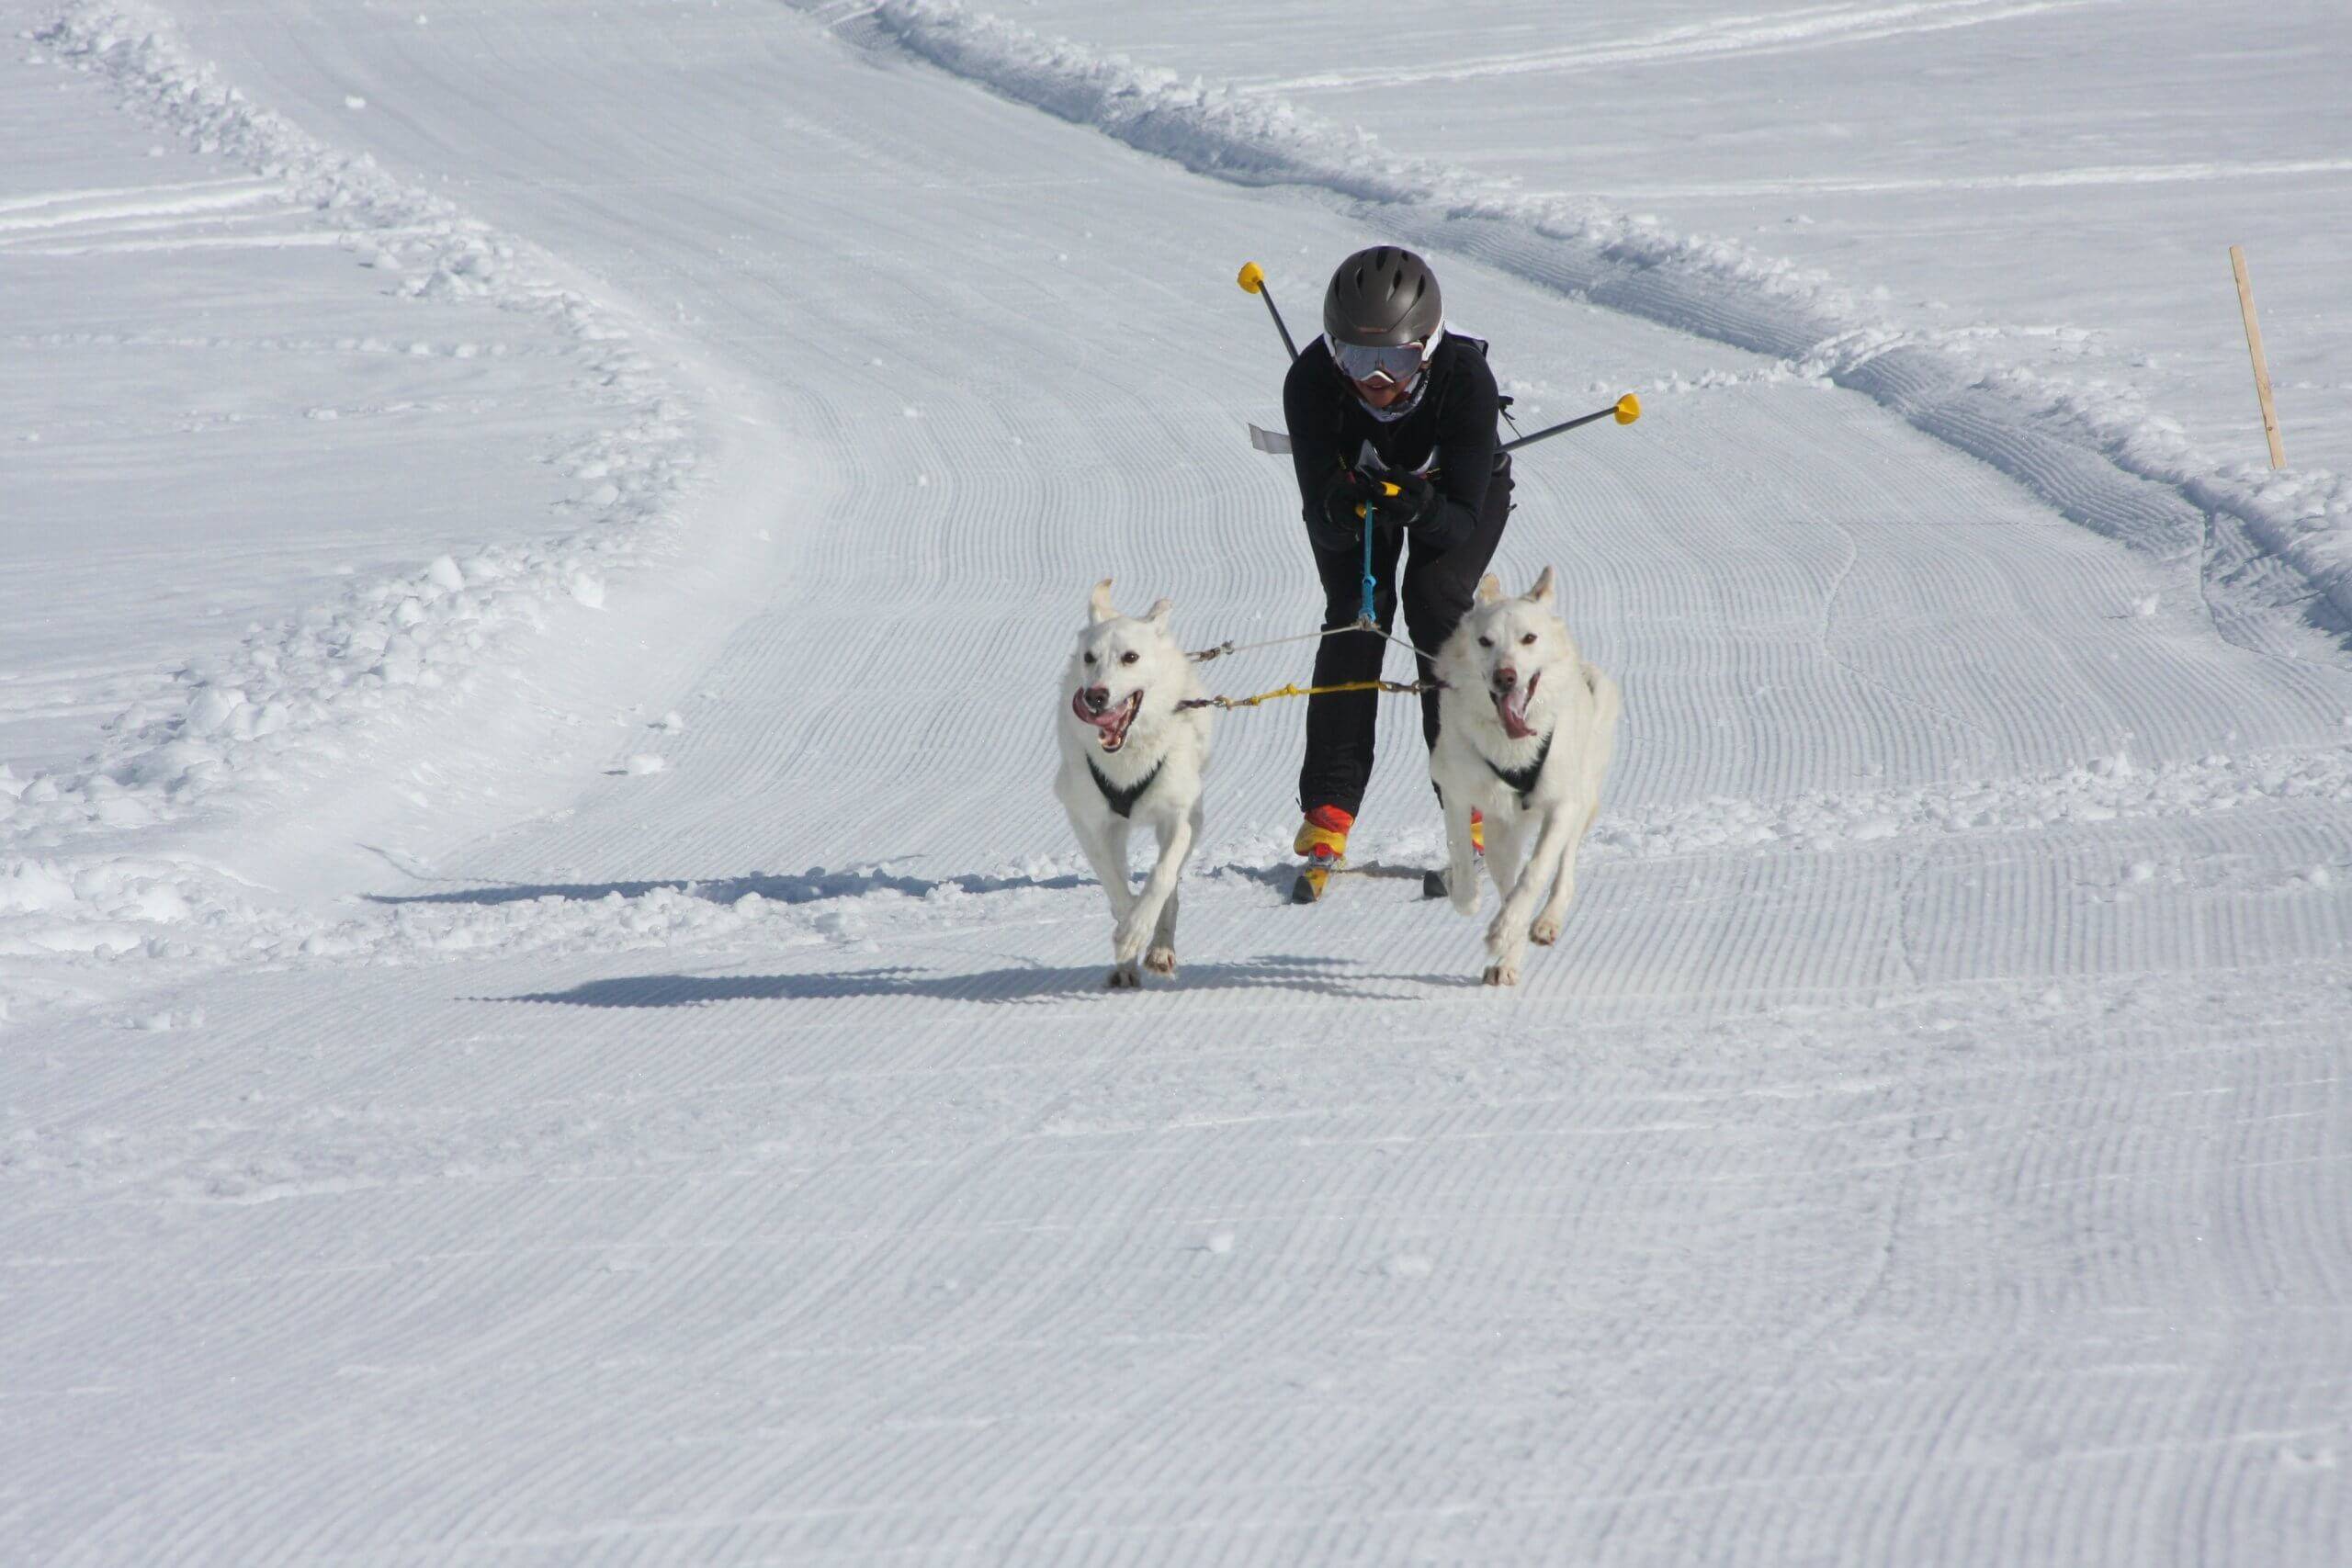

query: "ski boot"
(1421, 810), (1485, 900)
(1290, 805), (1354, 903)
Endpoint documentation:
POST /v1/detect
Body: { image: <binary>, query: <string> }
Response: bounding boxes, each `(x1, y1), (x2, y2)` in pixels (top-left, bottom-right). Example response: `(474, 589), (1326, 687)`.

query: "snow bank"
(1214, 739), (2352, 878)
(851, 0), (2352, 627)
(10, 723), (2346, 1032)
(6, 3), (704, 963)
(0, 855), (259, 959)
(0, 863), (823, 1017)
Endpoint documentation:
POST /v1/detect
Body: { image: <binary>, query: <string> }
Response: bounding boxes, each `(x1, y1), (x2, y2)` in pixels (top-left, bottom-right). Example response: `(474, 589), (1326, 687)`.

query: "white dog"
(1054, 579), (1215, 988)
(1430, 567), (1621, 986)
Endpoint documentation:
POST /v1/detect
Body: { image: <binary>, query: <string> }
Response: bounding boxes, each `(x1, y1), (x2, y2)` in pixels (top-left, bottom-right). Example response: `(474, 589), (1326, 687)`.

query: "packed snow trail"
(879, 0), (2352, 626)
(6, 2), (2351, 1562)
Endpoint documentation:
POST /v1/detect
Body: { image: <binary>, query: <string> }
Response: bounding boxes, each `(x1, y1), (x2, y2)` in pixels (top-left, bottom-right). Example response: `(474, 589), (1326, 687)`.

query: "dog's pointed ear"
(1088, 578), (1116, 624)
(1525, 565), (1557, 609)
(1476, 573), (1504, 605)
(1145, 597), (1172, 632)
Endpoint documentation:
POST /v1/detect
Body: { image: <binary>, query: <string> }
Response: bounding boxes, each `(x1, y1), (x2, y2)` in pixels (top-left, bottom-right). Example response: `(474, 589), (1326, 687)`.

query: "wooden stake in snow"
(2229, 244), (2287, 470)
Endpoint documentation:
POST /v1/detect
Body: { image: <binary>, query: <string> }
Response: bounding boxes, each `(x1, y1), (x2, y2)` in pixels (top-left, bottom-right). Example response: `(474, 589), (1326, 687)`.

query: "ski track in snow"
(1581, 156), (2352, 201)
(6, 1), (2351, 1562)
(0, 175), (288, 234)
(1246, 0), (2119, 92)
(832, 0), (2352, 638)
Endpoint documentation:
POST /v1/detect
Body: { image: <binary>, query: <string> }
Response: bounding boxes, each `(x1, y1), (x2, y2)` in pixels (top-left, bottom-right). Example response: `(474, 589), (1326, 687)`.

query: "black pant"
(1298, 463), (1513, 818)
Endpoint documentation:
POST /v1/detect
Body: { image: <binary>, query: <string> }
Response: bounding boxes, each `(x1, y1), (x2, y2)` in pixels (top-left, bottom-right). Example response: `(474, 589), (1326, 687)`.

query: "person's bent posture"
(1284, 245), (1512, 899)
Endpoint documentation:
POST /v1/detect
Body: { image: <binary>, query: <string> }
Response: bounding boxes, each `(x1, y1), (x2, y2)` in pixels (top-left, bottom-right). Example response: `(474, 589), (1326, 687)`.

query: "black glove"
(1365, 470), (1440, 536)
(1309, 466), (1371, 552)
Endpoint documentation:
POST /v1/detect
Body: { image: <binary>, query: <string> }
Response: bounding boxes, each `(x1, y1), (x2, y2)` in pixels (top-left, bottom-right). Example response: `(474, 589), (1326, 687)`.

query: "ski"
(1286, 859), (1437, 902)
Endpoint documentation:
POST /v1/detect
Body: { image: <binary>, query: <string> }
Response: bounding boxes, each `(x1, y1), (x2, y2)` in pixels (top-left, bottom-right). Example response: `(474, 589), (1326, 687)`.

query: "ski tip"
(1291, 868), (1327, 904)
(1421, 869), (1449, 901)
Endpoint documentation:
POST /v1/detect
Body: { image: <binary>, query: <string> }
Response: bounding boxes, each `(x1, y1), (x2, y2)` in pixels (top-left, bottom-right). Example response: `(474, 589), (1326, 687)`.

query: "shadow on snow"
(365, 863), (1092, 909)
(494, 954), (1476, 1008)
(360, 859), (1408, 911)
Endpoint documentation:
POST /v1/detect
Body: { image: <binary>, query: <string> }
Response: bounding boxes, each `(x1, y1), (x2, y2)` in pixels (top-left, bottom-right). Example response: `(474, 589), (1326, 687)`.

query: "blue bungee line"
(1358, 512), (1377, 628)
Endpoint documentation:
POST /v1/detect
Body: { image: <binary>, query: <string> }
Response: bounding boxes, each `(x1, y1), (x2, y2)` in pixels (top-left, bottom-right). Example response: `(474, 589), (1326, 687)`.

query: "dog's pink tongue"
(1071, 690), (1118, 729)
(1498, 684), (1535, 739)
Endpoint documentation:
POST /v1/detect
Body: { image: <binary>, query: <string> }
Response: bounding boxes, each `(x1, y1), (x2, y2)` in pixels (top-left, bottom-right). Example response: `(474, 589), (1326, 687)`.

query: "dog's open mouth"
(1072, 688), (1144, 752)
(1493, 670), (1542, 740)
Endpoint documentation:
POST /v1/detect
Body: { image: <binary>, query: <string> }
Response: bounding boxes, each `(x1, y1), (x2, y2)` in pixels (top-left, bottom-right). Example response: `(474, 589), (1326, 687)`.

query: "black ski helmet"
(1322, 246), (1442, 348)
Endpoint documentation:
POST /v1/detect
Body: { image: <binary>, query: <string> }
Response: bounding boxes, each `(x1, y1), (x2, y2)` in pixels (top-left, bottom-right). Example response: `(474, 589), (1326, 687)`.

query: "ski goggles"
(1330, 335), (1434, 387)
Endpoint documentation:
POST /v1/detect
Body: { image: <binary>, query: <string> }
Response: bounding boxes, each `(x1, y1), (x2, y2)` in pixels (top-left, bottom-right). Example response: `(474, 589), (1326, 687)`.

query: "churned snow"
(6, 0), (709, 957)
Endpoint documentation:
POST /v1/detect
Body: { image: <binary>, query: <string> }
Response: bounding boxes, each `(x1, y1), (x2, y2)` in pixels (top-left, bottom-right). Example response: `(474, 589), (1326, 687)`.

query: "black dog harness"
(1087, 756), (1164, 819)
(1481, 731), (1553, 808)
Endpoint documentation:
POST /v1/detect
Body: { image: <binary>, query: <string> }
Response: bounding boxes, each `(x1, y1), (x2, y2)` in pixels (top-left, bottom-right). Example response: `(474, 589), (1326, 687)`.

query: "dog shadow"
(367, 856), (1443, 915)
(495, 953), (1474, 1009)
(365, 863), (1091, 910)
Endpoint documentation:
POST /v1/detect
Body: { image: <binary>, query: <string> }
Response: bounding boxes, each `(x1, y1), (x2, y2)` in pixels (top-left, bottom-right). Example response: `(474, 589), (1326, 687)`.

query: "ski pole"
(1498, 392), (1640, 453)
(1237, 262), (1299, 362)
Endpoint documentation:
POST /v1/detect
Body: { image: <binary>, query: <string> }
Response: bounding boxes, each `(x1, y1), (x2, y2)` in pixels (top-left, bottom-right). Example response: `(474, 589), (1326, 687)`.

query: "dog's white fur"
(1430, 566), (1621, 986)
(1053, 579), (1215, 988)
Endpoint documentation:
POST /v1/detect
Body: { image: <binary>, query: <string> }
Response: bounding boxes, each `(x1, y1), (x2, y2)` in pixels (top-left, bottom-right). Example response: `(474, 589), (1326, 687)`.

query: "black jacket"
(1283, 333), (1504, 553)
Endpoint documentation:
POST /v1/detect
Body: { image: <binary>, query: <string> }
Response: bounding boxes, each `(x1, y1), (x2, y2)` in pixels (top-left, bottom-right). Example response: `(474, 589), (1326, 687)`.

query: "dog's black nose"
(1082, 685), (1110, 713)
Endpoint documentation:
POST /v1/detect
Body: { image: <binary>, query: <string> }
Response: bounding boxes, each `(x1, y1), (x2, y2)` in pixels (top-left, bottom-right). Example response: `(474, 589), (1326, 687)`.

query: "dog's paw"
(1113, 912), (1152, 965)
(1482, 961), (1520, 987)
(1107, 964), (1140, 990)
(1530, 915), (1562, 946)
(1143, 945), (1177, 976)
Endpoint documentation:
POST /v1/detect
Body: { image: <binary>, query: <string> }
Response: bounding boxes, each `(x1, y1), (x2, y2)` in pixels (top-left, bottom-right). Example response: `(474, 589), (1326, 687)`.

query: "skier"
(1285, 245), (1511, 899)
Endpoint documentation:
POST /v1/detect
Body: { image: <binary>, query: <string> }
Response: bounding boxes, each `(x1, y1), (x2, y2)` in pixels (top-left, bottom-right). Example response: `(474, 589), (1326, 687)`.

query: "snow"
(853, 0), (2352, 629)
(5, 0), (2350, 1561)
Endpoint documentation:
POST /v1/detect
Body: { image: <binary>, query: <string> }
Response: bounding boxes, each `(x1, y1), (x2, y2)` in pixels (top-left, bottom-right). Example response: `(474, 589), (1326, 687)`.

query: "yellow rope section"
(1182, 677), (1427, 712)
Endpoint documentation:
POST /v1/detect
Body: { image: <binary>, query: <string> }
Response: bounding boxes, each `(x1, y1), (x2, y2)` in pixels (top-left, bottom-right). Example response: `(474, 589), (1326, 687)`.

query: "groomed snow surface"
(6, 0), (2349, 1561)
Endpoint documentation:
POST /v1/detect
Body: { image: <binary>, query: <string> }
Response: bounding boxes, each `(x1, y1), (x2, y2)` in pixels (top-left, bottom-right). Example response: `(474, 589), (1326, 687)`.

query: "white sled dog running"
(1055, 579), (1215, 988)
(1430, 567), (1621, 986)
